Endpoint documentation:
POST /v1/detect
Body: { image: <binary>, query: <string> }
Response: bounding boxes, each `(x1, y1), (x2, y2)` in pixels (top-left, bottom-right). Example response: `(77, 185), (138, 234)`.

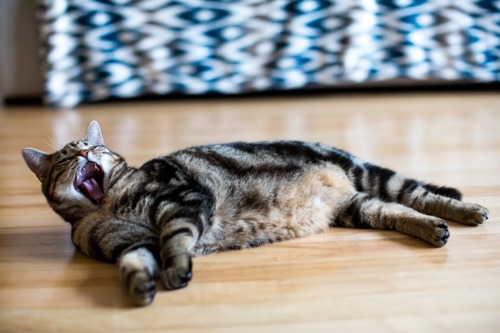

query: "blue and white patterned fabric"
(38, 0), (500, 108)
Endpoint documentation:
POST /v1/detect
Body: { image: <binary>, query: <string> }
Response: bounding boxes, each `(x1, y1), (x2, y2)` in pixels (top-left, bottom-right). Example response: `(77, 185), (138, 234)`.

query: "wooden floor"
(1, 92), (500, 333)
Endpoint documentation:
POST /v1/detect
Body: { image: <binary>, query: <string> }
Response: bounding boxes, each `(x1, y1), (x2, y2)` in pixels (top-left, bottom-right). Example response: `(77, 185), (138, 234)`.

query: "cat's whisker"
(43, 140), (58, 151)
(44, 131), (59, 151)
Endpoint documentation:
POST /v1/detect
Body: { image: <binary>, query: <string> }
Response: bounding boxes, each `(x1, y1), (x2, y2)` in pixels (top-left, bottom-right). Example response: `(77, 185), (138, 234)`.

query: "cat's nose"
(80, 150), (89, 158)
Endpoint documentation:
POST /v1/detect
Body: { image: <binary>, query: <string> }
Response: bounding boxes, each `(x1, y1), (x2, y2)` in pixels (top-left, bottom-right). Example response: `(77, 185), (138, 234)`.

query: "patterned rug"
(37, 0), (500, 108)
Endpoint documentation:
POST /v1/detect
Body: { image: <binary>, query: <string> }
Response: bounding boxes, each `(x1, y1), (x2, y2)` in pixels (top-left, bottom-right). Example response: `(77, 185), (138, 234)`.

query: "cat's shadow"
(13, 226), (452, 308)
(72, 237), (450, 308)
(5, 226), (133, 308)
(66, 251), (135, 308)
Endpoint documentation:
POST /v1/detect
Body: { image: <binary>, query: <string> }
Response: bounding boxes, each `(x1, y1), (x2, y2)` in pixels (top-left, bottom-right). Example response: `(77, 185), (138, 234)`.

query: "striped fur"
(22, 121), (489, 306)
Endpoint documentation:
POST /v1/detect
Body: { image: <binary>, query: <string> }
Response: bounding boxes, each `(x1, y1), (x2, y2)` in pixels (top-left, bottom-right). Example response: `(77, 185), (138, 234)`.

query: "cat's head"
(22, 121), (126, 222)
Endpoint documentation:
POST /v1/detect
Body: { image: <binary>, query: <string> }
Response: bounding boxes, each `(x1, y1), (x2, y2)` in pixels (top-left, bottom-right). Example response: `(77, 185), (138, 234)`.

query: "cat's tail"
(343, 161), (463, 203)
(422, 183), (462, 201)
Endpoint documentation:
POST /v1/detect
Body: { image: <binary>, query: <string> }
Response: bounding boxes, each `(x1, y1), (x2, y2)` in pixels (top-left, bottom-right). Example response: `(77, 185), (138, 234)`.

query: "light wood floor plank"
(1, 92), (499, 333)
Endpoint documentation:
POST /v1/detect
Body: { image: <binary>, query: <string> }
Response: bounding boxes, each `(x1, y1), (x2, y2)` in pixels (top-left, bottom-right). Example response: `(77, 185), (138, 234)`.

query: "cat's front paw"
(161, 254), (193, 290)
(122, 270), (156, 306)
(126, 269), (157, 306)
(119, 248), (159, 306)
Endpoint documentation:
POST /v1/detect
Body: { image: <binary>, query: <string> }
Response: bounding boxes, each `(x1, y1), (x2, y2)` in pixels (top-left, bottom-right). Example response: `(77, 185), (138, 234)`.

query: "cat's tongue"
(80, 178), (105, 203)
(76, 162), (105, 204)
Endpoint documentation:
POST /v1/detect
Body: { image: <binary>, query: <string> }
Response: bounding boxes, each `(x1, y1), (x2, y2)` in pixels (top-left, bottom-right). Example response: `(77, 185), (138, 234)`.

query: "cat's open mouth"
(75, 162), (105, 204)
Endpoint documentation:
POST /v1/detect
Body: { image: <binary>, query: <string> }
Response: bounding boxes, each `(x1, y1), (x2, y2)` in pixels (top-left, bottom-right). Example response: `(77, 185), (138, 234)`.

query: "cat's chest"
(109, 187), (156, 220)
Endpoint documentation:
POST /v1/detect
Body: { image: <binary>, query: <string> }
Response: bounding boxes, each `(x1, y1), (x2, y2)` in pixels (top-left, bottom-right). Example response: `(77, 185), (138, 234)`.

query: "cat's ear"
(85, 120), (104, 146)
(22, 148), (51, 182)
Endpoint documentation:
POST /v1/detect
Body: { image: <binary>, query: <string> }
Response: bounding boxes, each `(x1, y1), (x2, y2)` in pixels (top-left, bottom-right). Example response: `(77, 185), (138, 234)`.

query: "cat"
(22, 121), (489, 306)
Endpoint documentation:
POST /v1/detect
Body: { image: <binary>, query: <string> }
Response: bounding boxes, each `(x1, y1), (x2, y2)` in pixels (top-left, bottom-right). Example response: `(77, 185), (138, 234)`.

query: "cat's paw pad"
(161, 255), (192, 290)
(429, 220), (449, 247)
(127, 270), (157, 306)
(463, 204), (489, 226)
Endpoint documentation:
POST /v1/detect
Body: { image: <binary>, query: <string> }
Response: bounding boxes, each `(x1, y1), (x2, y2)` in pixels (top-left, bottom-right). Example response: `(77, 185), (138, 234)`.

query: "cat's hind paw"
(461, 204), (490, 226)
(429, 220), (450, 247)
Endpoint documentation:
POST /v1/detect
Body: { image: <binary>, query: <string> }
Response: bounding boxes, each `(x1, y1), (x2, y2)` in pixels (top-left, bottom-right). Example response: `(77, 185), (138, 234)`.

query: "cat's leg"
(348, 163), (489, 226)
(72, 216), (160, 306)
(158, 217), (201, 290)
(332, 193), (450, 247)
(154, 185), (213, 290)
(118, 247), (159, 306)
(395, 180), (489, 226)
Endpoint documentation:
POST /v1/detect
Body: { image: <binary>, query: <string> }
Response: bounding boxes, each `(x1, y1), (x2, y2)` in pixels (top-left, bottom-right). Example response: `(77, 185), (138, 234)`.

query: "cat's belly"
(193, 165), (355, 255)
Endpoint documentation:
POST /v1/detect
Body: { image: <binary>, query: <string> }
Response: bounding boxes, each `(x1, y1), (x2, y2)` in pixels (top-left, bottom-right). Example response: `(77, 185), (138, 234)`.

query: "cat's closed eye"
(57, 157), (72, 164)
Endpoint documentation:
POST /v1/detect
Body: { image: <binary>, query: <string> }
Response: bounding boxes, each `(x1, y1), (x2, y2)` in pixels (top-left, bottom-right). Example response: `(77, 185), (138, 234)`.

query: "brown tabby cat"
(22, 121), (489, 306)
